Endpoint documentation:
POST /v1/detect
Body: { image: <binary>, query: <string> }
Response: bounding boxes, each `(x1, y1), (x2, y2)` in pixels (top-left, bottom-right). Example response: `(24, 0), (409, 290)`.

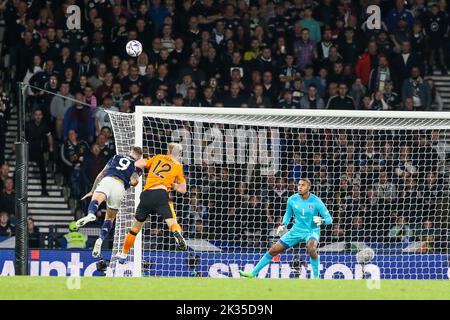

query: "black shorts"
(135, 189), (175, 222)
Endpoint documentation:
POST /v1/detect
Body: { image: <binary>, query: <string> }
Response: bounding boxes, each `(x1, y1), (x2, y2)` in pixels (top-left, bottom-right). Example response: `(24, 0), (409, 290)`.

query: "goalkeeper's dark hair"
(300, 178), (312, 187)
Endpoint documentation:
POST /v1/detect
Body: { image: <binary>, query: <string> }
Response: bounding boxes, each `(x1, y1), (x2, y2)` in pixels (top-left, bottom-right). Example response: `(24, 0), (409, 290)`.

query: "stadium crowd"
(0, 0), (449, 251)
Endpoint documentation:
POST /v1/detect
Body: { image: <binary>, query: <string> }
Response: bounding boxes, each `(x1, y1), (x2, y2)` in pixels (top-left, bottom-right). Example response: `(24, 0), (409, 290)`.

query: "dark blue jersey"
(104, 155), (137, 190)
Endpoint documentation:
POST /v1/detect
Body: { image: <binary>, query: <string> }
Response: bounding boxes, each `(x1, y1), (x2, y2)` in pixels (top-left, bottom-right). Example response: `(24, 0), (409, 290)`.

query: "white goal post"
(107, 106), (450, 279)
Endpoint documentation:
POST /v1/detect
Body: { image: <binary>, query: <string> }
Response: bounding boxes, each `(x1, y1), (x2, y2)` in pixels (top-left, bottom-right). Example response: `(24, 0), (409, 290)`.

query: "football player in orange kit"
(115, 142), (187, 263)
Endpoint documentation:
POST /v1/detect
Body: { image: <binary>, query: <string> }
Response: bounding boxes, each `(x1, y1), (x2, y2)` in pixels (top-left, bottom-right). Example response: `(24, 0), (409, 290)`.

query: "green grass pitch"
(1, 277), (450, 300)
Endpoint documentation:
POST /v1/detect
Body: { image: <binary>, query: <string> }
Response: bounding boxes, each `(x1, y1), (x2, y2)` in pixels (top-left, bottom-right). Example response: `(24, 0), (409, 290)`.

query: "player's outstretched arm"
(81, 164), (109, 200)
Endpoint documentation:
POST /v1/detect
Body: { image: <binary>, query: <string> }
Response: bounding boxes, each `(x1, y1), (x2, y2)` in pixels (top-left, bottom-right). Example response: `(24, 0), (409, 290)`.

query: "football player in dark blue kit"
(75, 146), (145, 258)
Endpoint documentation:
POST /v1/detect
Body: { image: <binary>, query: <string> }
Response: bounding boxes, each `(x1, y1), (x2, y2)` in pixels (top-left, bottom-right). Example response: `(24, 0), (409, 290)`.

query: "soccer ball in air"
(126, 40), (143, 57)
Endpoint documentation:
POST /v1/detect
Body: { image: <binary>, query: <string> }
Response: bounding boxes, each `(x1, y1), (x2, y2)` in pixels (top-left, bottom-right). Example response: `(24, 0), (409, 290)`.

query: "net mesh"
(107, 109), (450, 279)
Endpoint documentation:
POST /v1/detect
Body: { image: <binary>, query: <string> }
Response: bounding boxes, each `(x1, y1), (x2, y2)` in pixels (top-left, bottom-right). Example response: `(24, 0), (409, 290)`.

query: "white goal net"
(107, 107), (450, 280)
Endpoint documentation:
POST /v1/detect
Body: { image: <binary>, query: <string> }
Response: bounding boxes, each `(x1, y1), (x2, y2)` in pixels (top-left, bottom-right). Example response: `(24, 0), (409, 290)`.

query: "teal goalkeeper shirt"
(282, 193), (332, 233)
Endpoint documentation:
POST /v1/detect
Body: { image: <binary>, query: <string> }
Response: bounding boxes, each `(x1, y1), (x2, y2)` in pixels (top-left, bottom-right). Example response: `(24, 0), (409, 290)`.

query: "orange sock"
(170, 223), (181, 233)
(122, 228), (139, 254)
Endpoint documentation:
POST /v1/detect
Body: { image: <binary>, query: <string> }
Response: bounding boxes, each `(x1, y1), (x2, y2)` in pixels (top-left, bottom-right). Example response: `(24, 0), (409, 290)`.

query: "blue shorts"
(279, 229), (320, 249)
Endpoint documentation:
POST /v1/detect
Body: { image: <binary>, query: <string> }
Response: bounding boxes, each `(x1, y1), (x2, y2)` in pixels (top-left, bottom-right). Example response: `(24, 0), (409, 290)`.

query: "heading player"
(240, 178), (333, 279)
(75, 147), (144, 258)
(115, 142), (187, 263)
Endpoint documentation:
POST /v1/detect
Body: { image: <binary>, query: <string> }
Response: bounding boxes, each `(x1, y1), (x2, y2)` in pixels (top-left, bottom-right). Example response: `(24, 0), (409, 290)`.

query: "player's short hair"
(131, 146), (143, 158)
(167, 142), (182, 159)
(299, 178), (312, 187)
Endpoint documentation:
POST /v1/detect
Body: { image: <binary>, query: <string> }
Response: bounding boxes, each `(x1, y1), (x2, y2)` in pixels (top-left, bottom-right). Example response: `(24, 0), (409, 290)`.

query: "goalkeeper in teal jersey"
(240, 178), (333, 279)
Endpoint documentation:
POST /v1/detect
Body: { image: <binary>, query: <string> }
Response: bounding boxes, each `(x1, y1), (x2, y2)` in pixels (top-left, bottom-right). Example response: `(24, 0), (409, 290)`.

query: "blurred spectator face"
(183, 74), (193, 85)
(61, 47), (70, 58)
(143, 96), (152, 106)
(174, 38), (184, 50)
(426, 172), (437, 185)
(410, 67), (420, 79)
(378, 56), (388, 68)
(156, 89), (166, 100)
(98, 64), (107, 76)
(283, 90), (293, 102)
(232, 51), (241, 64)
(158, 65), (168, 78)
(328, 82), (338, 96)
(203, 87), (213, 99)
(189, 56), (199, 68)
(68, 129), (78, 142)
(130, 84), (140, 94)
(111, 56), (120, 67)
(120, 99), (131, 112)
(207, 47), (216, 60)
(173, 96), (184, 106)
(84, 86), (93, 98)
(368, 42), (378, 55)
(301, 29), (310, 41)
(319, 68), (327, 78)
(209, 78), (218, 88)
(189, 16), (199, 30)
(333, 63), (343, 74)
(112, 83), (121, 94)
(27, 218), (35, 232)
(338, 84), (348, 96)
(263, 72), (273, 84)
(4, 178), (13, 192)
(100, 127), (111, 139)
(384, 81), (393, 92)
(146, 64), (155, 77)
(65, 68), (73, 80)
(401, 41), (411, 54)
(152, 38), (162, 51)
(254, 85), (263, 97)
(323, 29), (332, 41)
(308, 86), (317, 98)
(187, 88), (197, 100)
(262, 48), (271, 59)
(230, 83), (240, 96)
(34, 109), (44, 123)
(49, 75), (58, 89)
(130, 66), (139, 78)
(1, 164), (9, 178)
(103, 97), (113, 108)
(231, 69), (241, 82)
(97, 134), (106, 146)
(47, 28), (56, 40)
(0, 212), (8, 225)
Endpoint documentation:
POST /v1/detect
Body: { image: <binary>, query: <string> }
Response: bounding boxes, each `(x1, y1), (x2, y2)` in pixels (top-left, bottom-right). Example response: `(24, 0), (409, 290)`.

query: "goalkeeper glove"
(313, 216), (324, 226)
(276, 225), (287, 236)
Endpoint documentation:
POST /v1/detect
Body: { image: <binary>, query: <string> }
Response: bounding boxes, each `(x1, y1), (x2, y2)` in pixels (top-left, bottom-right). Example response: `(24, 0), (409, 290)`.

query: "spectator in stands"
(426, 78), (444, 111)
(383, 81), (401, 110)
(63, 92), (95, 143)
(293, 28), (317, 72)
(347, 215), (366, 242)
(248, 84), (272, 108)
(0, 211), (14, 238)
(401, 66), (431, 111)
(25, 109), (54, 196)
(95, 96), (118, 135)
(61, 129), (89, 201)
(392, 41), (423, 89)
(300, 84), (325, 109)
(326, 83), (355, 110)
(424, 3), (448, 75)
(368, 54), (397, 94)
(355, 41), (378, 87)
(387, 215), (413, 242)
(0, 93), (9, 165)
(0, 163), (10, 191)
(0, 178), (15, 217)
(50, 82), (74, 141)
(27, 217), (41, 249)
(368, 91), (390, 110)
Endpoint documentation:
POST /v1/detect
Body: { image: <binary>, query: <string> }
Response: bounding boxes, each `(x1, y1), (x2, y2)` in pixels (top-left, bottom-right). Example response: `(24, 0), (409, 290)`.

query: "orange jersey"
(143, 154), (185, 192)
